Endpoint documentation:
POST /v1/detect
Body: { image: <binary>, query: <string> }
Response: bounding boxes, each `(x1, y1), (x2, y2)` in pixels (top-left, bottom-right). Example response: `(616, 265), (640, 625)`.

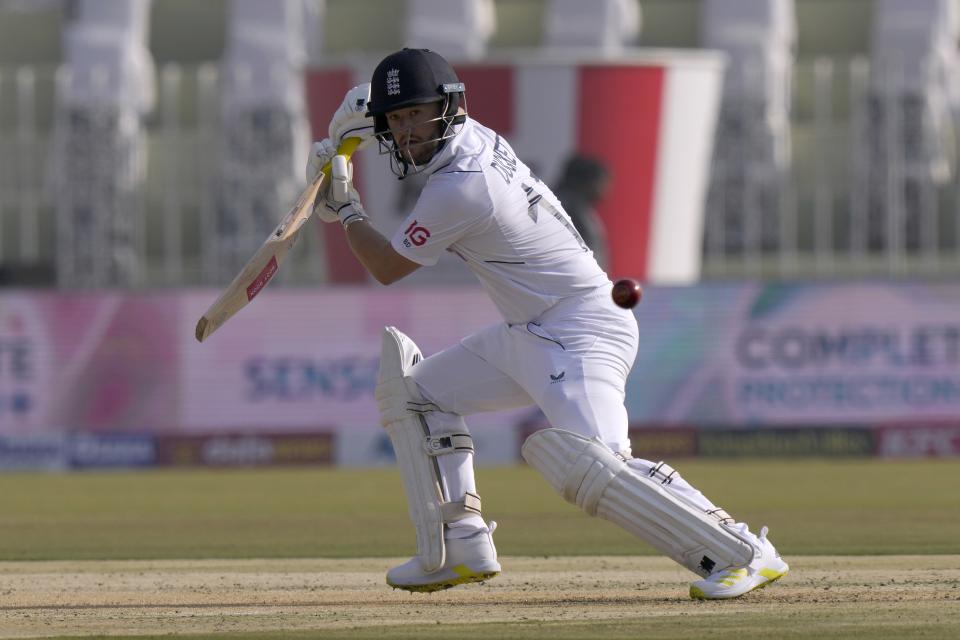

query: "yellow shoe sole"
(689, 567), (788, 601)
(388, 566), (500, 594)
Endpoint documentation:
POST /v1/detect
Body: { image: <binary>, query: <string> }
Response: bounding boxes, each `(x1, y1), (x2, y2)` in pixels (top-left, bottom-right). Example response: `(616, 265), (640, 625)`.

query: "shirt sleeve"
(390, 174), (490, 266)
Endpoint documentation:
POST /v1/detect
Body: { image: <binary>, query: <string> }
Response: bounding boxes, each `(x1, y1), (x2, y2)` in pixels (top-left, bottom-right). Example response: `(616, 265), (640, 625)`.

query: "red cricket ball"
(612, 278), (643, 309)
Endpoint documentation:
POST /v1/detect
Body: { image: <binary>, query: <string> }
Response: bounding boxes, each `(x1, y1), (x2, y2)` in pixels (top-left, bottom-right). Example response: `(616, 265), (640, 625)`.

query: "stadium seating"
(0, 0), (956, 287)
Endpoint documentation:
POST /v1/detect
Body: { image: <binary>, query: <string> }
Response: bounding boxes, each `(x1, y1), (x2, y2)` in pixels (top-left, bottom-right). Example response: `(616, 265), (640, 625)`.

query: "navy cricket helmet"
(365, 48), (467, 175)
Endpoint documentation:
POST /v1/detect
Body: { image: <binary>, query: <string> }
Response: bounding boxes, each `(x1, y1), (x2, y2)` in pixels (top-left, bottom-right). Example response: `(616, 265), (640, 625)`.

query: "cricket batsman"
(306, 48), (789, 599)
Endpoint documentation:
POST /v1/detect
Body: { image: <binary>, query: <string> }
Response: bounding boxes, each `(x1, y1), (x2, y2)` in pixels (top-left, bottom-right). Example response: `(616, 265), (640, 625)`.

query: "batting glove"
(325, 154), (367, 228)
(329, 83), (375, 150)
(306, 138), (341, 223)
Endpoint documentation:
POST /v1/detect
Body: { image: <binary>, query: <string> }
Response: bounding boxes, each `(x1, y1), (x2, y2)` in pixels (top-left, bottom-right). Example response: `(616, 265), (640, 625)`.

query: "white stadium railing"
(704, 55), (960, 279)
(0, 62), (325, 288)
(0, 58), (958, 288)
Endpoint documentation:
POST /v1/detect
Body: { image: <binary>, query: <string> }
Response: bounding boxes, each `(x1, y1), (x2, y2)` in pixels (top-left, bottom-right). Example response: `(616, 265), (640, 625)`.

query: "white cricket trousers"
(408, 285), (640, 535)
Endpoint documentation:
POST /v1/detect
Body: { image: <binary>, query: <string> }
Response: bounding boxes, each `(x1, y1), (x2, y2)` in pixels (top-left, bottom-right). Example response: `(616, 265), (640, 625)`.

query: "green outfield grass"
(0, 458), (957, 560)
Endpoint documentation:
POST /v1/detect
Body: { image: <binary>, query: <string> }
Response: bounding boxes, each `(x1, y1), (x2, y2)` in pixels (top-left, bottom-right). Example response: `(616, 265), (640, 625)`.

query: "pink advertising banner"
(0, 288), (530, 452)
(3, 284), (959, 442)
(624, 283), (960, 425)
(178, 288), (517, 433)
(0, 292), (178, 435)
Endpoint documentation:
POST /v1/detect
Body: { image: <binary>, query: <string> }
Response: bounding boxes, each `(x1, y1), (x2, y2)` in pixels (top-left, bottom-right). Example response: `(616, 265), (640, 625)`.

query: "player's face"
(386, 102), (445, 166)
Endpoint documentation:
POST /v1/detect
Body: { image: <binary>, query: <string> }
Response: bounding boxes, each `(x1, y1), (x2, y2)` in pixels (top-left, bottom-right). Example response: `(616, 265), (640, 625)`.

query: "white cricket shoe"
(386, 521), (501, 593)
(689, 526), (789, 600)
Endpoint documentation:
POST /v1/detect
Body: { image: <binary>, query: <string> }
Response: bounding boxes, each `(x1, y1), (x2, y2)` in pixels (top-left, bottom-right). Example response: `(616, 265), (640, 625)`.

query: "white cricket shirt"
(390, 118), (610, 324)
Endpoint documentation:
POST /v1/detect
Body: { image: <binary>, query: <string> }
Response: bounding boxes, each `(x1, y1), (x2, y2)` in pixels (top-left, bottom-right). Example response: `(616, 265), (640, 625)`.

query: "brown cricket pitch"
(0, 555), (957, 639)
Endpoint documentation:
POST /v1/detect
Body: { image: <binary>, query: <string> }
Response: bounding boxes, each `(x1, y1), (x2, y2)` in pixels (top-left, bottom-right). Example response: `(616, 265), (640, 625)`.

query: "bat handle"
(319, 137), (362, 175)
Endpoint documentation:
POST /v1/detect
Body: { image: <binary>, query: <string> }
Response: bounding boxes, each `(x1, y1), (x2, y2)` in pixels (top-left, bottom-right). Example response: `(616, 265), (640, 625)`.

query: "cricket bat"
(195, 136), (361, 343)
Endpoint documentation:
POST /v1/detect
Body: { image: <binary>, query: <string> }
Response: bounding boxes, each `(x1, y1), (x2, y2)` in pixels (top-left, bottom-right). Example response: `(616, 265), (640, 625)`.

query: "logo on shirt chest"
(403, 220), (431, 247)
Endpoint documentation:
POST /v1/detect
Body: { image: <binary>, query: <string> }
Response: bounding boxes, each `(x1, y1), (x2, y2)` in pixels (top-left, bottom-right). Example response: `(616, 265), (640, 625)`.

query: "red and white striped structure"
(306, 52), (724, 284)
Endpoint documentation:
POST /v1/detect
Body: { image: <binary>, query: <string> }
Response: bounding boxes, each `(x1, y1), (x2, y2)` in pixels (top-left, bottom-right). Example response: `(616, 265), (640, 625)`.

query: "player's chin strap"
(522, 428), (758, 578)
(375, 326), (482, 573)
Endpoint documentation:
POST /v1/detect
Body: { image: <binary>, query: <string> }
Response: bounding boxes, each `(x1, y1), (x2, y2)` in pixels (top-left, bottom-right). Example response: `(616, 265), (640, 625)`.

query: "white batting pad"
(375, 326), (482, 573)
(376, 326), (446, 572)
(521, 428), (757, 577)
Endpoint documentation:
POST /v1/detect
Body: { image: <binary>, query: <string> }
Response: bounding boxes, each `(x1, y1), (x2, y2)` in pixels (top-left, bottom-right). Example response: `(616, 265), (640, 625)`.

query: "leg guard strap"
(440, 490), (482, 522)
(424, 431), (475, 456)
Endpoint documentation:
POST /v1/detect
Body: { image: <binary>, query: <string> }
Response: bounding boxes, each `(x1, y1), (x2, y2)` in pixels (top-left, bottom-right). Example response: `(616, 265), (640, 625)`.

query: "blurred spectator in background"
(702, 0), (795, 255)
(553, 154), (611, 272)
(211, 0), (319, 284)
(859, 0), (959, 254)
(51, 0), (155, 288)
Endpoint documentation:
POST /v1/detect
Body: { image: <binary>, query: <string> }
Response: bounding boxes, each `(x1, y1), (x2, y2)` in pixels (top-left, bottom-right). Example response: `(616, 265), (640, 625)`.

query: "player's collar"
(421, 118), (471, 176)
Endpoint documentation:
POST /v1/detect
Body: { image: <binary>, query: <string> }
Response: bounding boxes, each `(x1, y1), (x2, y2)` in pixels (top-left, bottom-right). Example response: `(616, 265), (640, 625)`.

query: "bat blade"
(195, 316), (209, 342)
(194, 175), (323, 342)
(195, 137), (361, 343)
